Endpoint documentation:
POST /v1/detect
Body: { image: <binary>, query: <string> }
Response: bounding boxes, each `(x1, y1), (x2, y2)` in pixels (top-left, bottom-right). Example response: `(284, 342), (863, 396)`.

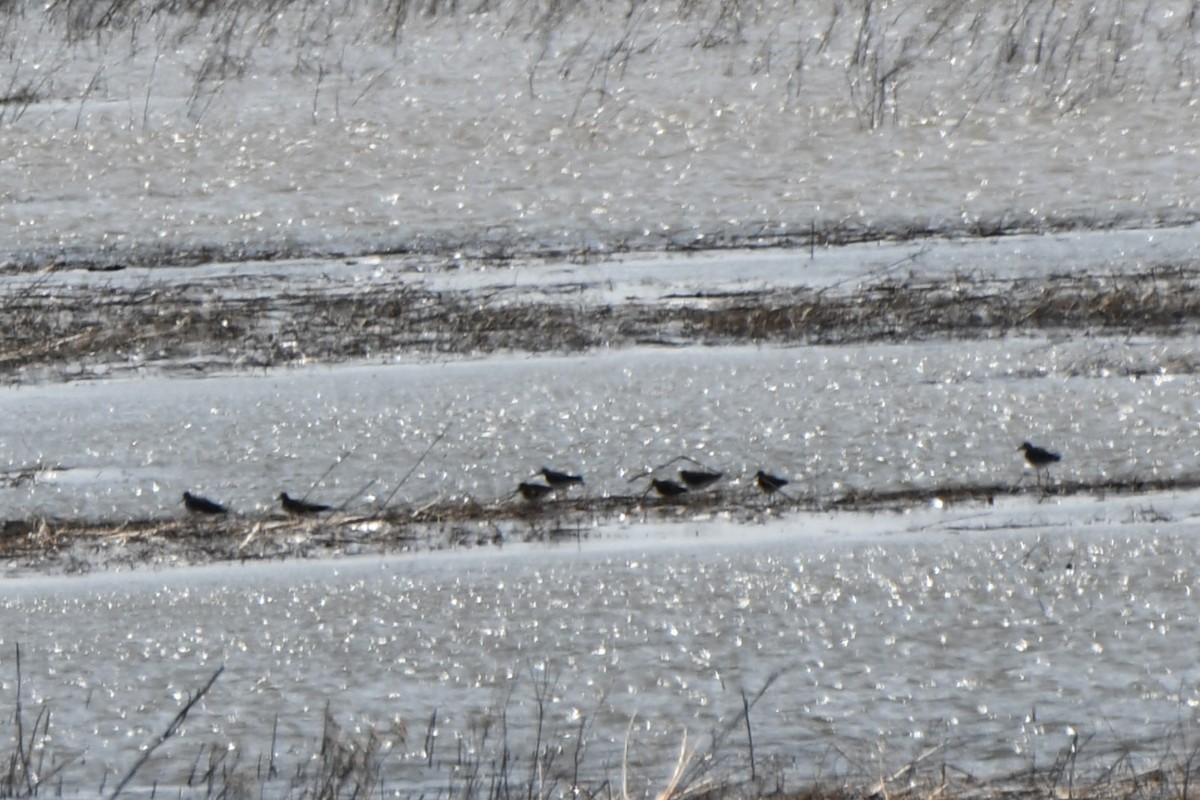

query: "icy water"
(4, 521), (1200, 796)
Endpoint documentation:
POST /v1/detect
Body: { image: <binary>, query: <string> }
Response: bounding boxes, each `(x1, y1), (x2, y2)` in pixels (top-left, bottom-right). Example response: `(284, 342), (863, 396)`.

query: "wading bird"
(540, 468), (584, 489)
(518, 481), (554, 502)
(679, 469), (723, 490)
(651, 478), (688, 498)
(1019, 441), (1061, 487)
(182, 491), (228, 515)
(755, 470), (789, 495)
(279, 492), (332, 515)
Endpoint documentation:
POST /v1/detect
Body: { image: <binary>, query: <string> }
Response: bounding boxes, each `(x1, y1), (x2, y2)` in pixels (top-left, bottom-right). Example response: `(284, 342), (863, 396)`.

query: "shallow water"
(3, 521), (1198, 796)
(5, 0), (1200, 266)
(0, 338), (1195, 520)
(5, 2), (1200, 797)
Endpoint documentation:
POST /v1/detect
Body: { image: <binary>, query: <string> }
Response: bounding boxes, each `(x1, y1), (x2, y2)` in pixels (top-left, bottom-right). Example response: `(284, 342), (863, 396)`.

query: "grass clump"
(4, 264), (1200, 384)
(5, 649), (1200, 800)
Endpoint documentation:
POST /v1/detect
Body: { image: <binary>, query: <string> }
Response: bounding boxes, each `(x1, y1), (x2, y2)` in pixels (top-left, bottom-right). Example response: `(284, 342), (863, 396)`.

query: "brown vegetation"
(2, 264), (1199, 384)
(0, 472), (1194, 576)
(3, 636), (1199, 800)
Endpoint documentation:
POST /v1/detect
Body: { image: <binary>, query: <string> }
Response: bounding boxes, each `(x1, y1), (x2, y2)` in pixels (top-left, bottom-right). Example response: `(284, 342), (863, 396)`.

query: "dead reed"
(2, 265), (1199, 384)
(3, 647), (1200, 799)
(1, 469), (1198, 576)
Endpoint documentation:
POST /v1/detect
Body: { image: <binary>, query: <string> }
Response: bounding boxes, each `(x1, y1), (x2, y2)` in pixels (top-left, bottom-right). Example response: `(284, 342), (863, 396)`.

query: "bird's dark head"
(181, 491), (192, 502)
(278, 492), (289, 501)
(1019, 442), (1033, 452)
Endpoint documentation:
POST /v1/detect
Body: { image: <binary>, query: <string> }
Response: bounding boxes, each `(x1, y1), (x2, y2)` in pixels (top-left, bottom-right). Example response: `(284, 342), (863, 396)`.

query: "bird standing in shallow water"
(651, 478), (688, 498)
(518, 481), (554, 502)
(679, 469), (723, 490)
(279, 492), (332, 515)
(182, 491), (228, 515)
(755, 470), (789, 495)
(1019, 441), (1061, 487)
(540, 468), (584, 489)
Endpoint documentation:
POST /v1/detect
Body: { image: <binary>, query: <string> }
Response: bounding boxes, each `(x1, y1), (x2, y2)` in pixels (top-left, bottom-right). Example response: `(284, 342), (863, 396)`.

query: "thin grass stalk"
(303, 449), (352, 504)
(740, 688), (755, 782)
(424, 709), (438, 768)
(13, 642), (30, 796)
(377, 426), (451, 513)
(106, 665), (225, 800)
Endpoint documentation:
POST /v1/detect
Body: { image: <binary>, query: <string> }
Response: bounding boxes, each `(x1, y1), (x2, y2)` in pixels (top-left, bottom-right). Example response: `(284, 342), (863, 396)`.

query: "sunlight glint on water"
(1, 340), (1197, 518)
(4, 531), (1200, 794)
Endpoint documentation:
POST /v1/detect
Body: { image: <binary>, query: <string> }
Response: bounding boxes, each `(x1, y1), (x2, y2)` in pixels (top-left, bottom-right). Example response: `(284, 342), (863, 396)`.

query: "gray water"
(2, 339), (1196, 520)
(4, 521), (1199, 797)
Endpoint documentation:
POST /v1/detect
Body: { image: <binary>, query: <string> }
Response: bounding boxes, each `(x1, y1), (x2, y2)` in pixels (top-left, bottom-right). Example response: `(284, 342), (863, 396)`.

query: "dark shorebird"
(540, 468), (584, 489)
(651, 478), (688, 498)
(1019, 441), (1061, 486)
(182, 491), (228, 515)
(518, 481), (554, 502)
(679, 469), (723, 490)
(755, 470), (789, 495)
(279, 492), (332, 515)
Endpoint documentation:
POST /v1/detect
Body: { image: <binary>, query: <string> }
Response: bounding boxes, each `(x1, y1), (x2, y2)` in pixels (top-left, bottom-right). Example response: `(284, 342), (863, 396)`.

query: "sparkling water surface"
(5, 0), (1200, 794)
(5, 521), (1199, 796)
(0, 339), (1196, 519)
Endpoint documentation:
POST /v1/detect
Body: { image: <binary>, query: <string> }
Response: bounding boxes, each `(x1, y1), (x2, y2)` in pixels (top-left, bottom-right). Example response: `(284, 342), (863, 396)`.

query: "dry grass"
(4, 645), (1200, 800)
(1, 471), (1197, 576)
(2, 258), (1198, 573)
(2, 264), (1200, 383)
(680, 267), (1200, 344)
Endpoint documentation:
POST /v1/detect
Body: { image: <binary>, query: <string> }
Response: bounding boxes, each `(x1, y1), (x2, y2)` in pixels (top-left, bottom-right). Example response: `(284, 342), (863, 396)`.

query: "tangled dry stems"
(8, 0), (1200, 140)
(5, 661), (1200, 800)
(2, 263), (1199, 383)
(0, 256), (1196, 573)
(0, 470), (1195, 575)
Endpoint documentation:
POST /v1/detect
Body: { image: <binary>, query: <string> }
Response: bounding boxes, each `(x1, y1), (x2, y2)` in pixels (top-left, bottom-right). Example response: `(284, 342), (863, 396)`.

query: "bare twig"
(106, 666), (225, 800)
(303, 449), (353, 503)
(377, 425), (451, 512)
(741, 687), (756, 781)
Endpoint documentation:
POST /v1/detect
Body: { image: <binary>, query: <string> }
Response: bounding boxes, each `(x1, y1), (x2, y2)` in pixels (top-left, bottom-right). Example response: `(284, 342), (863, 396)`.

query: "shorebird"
(518, 481), (554, 502)
(755, 470), (789, 495)
(651, 478), (688, 498)
(1019, 441), (1061, 486)
(279, 492), (332, 515)
(540, 468), (584, 489)
(182, 491), (228, 515)
(679, 469), (723, 490)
